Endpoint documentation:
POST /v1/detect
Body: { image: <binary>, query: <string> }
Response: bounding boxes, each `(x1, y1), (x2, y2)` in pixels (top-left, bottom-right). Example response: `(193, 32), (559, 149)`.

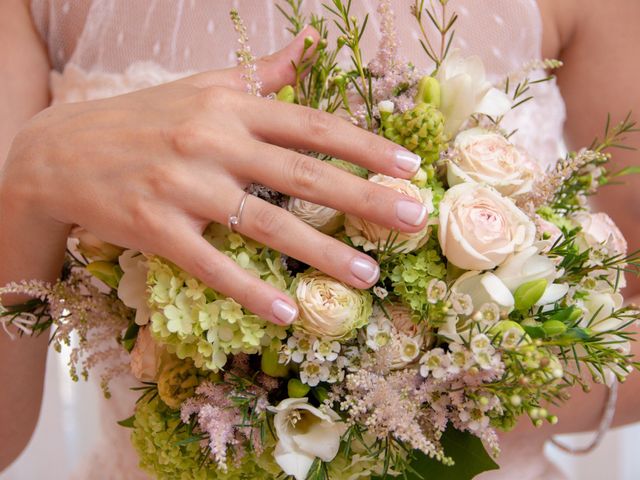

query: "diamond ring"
(228, 191), (250, 232)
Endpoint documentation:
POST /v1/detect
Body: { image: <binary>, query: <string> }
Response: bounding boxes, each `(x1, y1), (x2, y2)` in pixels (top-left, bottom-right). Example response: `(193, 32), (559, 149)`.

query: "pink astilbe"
(230, 9), (262, 96)
(180, 375), (275, 471)
(369, 0), (400, 76)
(1, 267), (132, 396)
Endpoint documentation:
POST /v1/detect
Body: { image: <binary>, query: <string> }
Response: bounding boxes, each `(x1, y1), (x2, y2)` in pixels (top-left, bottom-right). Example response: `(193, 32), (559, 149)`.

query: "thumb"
(187, 25), (320, 93)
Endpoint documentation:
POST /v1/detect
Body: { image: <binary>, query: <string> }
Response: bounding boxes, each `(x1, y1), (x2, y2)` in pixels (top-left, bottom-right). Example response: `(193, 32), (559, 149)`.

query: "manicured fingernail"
(272, 299), (298, 325)
(396, 200), (428, 226)
(395, 150), (421, 174)
(350, 257), (380, 284)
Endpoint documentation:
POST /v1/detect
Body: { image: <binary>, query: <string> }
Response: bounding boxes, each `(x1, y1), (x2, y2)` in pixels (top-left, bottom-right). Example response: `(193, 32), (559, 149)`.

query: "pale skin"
(0, 0), (639, 472)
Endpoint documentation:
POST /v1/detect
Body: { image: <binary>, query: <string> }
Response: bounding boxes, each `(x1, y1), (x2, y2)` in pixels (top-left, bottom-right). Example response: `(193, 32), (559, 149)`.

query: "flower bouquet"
(3, 1), (640, 479)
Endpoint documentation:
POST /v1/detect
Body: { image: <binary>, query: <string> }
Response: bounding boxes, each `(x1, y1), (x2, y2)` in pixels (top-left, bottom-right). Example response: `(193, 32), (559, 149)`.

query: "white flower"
(419, 348), (450, 379)
(426, 278), (447, 304)
(452, 271), (515, 314)
(573, 212), (627, 258)
(118, 250), (151, 325)
(470, 334), (494, 354)
(299, 359), (330, 387)
(436, 50), (512, 136)
(494, 246), (568, 305)
(438, 183), (536, 270)
(397, 337), (421, 365)
(373, 286), (389, 299)
(294, 271), (372, 340)
(448, 128), (540, 196)
(345, 174), (434, 253)
(287, 197), (344, 234)
(580, 289), (624, 332)
(285, 333), (316, 364)
(69, 226), (124, 262)
(269, 398), (347, 480)
(450, 292), (473, 315)
(312, 339), (341, 362)
(365, 317), (393, 351)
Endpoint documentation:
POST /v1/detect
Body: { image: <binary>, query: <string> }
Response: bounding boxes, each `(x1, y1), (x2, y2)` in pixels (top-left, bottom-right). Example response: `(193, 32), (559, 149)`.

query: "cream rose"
(118, 250), (151, 325)
(579, 289), (624, 332)
(130, 326), (166, 382)
(269, 398), (347, 480)
(436, 51), (512, 137)
(438, 183), (536, 270)
(448, 128), (540, 196)
(573, 212), (627, 258)
(287, 197), (344, 234)
(345, 174), (433, 253)
(294, 271), (372, 339)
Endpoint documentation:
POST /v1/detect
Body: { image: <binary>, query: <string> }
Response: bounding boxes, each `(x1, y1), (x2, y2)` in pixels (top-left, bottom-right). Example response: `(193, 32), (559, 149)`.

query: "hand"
(0, 27), (426, 326)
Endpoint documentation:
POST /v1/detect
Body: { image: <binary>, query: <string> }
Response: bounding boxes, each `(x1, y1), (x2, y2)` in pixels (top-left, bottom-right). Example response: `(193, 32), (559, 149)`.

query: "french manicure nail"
(396, 200), (428, 226)
(272, 299), (298, 325)
(350, 257), (380, 284)
(394, 150), (421, 174)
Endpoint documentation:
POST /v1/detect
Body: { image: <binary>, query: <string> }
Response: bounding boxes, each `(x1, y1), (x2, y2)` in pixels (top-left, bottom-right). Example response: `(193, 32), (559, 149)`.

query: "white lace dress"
(29, 1), (567, 479)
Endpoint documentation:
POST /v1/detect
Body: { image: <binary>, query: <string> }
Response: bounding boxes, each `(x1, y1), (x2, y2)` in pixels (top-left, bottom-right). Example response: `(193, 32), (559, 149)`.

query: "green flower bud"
(287, 378), (311, 398)
(415, 76), (441, 108)
(514, 279), (548, 312)
(490, 320), (525, 336)
(276, 85), (295, 103)
(541, 320), (567, 337)
(87, 261), (123, 289)
(261, 346), (290, 378)
(303, 36), (315, 49)
(313, 386), (329, 403)
(337, 36), (347, 49)
(509, 394), (522, 407)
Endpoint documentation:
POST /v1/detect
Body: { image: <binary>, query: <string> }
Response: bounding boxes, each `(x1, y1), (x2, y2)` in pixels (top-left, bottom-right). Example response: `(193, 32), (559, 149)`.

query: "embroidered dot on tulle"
(493, 14), (505, 26)
(492, 46), (502, 58)
(153, 41), (161, 56)
(62, 1), (70, 15)
(207, 19), (214, 34)
(458, 5), (469, 16)
(184, 46), (191, 60)
(458, 37), (468, 49)
(117, 32), (124, 46)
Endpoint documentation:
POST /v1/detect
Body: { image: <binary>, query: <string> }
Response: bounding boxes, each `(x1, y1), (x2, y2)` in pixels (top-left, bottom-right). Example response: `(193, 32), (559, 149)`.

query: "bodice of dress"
(28, 1), (567, 479)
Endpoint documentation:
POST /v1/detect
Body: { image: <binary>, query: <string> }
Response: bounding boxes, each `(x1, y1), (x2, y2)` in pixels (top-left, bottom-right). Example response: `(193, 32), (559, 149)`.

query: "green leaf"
(374, 426), (499, 480)
(120, 321), (140, 353)
(117, 414), (136, 428)
(612, 166), (640, 177)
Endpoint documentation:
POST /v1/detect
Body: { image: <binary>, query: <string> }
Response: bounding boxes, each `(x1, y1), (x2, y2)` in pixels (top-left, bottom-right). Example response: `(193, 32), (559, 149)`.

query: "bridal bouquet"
(3, 1), (639, 479)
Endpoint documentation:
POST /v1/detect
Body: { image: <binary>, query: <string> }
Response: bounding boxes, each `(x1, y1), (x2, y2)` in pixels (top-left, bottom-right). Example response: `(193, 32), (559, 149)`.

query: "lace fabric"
(28, 1), (567, 479)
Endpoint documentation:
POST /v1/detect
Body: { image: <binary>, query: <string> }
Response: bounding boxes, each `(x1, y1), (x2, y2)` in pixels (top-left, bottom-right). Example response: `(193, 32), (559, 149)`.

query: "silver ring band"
(228, 191), (250, 232)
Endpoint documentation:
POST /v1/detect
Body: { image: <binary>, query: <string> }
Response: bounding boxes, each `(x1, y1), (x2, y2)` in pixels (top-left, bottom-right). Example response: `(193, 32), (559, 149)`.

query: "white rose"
(345, 174), (433, 253)
(294, 271), (372, 340)
(436, 51), (512, 137)
(447, 128), (540, 196)
(573, 212), (627, 258)
(130, 326), (166, 382)
(580, 290), (624, 332)
(269, 398), (347, 480)
(287, 197), (344, 234)
(438, 183), (536, 270)
(118, 250), (151, 325)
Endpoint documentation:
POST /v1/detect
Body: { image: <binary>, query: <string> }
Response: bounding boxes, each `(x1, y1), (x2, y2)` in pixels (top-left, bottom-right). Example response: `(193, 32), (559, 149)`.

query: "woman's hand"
(0, 27), (426, 326)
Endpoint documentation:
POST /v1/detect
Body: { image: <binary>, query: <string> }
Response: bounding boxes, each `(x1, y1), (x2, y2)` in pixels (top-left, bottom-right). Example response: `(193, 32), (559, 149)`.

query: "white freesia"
(69, 226), (124, 262)
(447, 128), (540, 196)
(269, 398), (347, 480)
(438, 183), (536, 270)
(345, 174), (434, 253)
(436, 51), (512, 136)
(118, 250), (151, 325)
(287, 197), (344, 234)
(452, 271), (515, 313)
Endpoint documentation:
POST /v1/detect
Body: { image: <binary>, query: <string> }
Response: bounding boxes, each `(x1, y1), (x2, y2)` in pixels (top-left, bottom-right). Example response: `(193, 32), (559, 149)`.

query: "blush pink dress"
(28, 1), (567, 478)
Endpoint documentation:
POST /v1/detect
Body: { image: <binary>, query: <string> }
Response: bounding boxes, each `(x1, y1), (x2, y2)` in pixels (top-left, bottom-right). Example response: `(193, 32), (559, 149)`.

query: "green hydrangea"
(382, 239), (447, 313)
(148, 224), (290, 372)
(382, 102), (447, 164)
(131, 395), (277, 480)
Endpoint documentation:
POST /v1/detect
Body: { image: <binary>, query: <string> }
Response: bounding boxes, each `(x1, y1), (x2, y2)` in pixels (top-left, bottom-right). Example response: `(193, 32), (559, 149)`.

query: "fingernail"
(395, 150), (421, 174)
(272, 299), (298, 325)
(350, 257), (380, 284)
(396, 200), (428, 226)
